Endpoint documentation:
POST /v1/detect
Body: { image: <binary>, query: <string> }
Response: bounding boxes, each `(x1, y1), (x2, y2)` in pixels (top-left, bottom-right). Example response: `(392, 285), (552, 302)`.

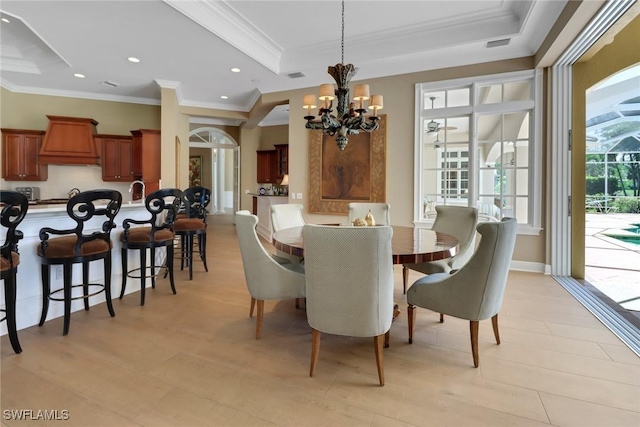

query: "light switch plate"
(296, 193), (302, 199)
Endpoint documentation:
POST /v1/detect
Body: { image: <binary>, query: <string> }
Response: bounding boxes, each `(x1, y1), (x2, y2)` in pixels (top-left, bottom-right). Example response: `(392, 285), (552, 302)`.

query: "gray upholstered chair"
(270, 203), (305, 263)
(402, 205), (478, 294)
(347, 202), (391, 225)
(235, 211), (306, 339)
(407, 218), (518, 368)
(303, 224), (394, 386)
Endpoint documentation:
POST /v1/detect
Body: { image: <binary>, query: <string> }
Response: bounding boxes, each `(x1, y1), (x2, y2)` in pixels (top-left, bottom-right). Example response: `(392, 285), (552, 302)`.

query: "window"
(415, 70), (542, 233)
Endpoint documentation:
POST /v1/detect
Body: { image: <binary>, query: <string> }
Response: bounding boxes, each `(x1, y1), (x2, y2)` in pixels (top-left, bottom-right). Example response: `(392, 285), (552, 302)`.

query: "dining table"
(272, 224), (459, 267)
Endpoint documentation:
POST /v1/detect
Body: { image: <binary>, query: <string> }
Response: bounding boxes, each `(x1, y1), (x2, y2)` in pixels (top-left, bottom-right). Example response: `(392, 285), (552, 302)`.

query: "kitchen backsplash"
(2, 165), (132, 200)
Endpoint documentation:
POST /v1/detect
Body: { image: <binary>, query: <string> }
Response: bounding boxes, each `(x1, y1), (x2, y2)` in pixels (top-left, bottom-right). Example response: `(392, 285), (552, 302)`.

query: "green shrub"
(586, 176), (620, 195)
(613, 197), (640, 213)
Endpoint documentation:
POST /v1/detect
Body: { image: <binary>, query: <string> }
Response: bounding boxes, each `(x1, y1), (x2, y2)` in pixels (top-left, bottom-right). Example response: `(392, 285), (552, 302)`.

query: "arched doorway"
(189, 127), (240, 215)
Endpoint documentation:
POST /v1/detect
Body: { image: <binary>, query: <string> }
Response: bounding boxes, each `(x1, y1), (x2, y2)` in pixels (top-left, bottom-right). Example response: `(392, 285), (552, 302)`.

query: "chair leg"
(402, 265), (408, 294)
(167, 244), (176, 295)
(82, 261), (90, 310)
(62, 263), (72, 336)
(139, 247), (147, 306)
(179, 235), (185, 271)
(187, 234), (194, 280)
(384, 330), (390, 348)
(295, 298), (300, 309)
(440, 313), (444, 323)
(120, 247), (127, 299)
(255, 299), (264, 339)
(374, 334), (385, 386)
(104, 253), (115, 317)
(249, 297), (256, 317)
(310, 328), (321, 377)
(407, 304), (416, 344)
(39, 264), (50, 326)
(150, 247), (156, 289)
(4, 269), (22, 353)
(491, 314), (500, 345)
(199, 233), (208, 272)
(470, 320), (480, 368)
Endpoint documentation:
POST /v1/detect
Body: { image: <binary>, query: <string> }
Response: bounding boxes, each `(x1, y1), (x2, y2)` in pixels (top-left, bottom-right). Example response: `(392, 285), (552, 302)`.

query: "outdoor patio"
(585, 212), (640, 313)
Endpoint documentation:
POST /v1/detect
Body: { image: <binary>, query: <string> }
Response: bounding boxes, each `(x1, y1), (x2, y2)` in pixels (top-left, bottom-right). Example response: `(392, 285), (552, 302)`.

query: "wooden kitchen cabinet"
(257, 150), (276, 183)
(274, 144), (288, 182)
(1, 129), (48, 181)
(98, 135), (135, 182)
(131, 129), (161, 196)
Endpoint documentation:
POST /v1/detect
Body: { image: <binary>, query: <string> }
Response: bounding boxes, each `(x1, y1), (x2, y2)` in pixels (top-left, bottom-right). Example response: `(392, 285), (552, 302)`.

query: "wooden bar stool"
(37, 190), (122, 336)
(119, 188), (182, 306)
(1, 191), (29, 353)
(174, 186), (210, 280)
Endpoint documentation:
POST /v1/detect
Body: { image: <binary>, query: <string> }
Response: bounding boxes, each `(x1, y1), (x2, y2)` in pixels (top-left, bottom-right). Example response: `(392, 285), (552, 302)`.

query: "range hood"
(39, 116), (101, 165)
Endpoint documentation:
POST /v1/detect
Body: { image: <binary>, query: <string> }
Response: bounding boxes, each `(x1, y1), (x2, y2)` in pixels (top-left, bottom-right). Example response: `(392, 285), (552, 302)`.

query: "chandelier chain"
(341, 0), (344, 64)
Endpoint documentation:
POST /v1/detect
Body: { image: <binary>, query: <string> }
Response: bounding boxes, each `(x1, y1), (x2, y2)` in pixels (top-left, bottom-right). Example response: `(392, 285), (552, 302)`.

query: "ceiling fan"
(425, 96), (441, 136)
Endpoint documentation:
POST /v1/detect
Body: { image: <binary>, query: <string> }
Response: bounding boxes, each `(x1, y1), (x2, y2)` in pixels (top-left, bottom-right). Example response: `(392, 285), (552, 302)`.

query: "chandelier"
(303, 0), (383, 151)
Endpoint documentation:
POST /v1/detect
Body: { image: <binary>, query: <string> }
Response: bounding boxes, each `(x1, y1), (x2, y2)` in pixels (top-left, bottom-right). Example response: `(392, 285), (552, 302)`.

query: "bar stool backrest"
(40, 190), (122, 258)
(182, 186), (211, 220)
(1, 191), (29, 268)
(139, 188), (183, 236)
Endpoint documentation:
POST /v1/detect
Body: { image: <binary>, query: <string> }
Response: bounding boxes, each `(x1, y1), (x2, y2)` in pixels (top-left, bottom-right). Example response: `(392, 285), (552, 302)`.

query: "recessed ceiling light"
(128, 57), (140, 63)
(74, 73), (85, 78)
(230, 68), (241, 73)
(1, 18), (9, 23)
(220, 95), (228, 99)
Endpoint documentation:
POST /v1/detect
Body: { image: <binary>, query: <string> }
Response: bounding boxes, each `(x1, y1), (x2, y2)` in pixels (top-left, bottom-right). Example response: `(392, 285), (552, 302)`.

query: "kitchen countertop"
(248, 193), (288, 197)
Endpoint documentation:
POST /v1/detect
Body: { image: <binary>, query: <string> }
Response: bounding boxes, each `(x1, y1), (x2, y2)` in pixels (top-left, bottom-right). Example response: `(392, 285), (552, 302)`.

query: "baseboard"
(510, 260), (547, 274)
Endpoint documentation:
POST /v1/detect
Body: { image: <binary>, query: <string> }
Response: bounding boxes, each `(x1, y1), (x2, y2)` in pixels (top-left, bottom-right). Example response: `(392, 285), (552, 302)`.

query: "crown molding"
(0, 82), (160, 105)
(0, 58), (41, 74)
(162, 0), (282, 73)
(154, 79), (183, 104)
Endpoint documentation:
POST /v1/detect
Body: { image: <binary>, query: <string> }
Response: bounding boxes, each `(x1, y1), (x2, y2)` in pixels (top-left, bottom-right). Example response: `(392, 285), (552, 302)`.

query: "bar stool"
(119, 188), (182, 306)
(1, 191), (29, 353)
(174, 186), (210, 280)
(37, 190), (122, 336)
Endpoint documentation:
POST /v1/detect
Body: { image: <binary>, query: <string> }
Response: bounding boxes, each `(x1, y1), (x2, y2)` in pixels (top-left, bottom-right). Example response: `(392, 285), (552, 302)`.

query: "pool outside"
(586, 213), (640, 313)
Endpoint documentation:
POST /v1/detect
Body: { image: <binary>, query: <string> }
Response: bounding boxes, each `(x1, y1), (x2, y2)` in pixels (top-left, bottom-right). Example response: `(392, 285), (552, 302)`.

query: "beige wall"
(571, 13), (640, 278)
(259, 124), (288, 150)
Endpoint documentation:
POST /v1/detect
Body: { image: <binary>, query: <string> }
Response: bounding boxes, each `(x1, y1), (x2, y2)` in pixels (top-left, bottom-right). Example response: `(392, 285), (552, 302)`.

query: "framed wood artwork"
(189, 155), (202, 187)
(308, 115), (386, 214)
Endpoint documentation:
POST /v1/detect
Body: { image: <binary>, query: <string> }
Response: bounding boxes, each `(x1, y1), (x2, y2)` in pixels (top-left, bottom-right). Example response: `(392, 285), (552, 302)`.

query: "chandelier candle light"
(303, 0), (383, 150)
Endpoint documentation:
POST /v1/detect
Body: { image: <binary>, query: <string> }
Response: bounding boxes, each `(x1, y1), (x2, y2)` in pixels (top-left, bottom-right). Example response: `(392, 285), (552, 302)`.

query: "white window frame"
(414, 69), (543, 235)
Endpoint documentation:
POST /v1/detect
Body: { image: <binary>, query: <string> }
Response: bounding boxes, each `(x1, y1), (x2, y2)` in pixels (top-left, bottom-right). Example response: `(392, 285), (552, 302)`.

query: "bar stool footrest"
(126, 265), (168, 280)
(48, 283), (107, 301)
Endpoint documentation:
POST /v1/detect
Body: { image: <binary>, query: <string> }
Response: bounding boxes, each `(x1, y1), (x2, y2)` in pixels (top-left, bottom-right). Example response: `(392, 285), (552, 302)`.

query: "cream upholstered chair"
(270, 204), (305, 263)
(303, 224), (394, 386)
(402, 205), (478, 294)
(235, 211), (306, 339)
(407, 218), (518, 368)
(347, 202), (391, 225)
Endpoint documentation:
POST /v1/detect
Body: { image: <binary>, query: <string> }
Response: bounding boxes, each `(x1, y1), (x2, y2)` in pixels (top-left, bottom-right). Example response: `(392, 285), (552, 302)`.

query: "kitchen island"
(1, 200), (159, 336)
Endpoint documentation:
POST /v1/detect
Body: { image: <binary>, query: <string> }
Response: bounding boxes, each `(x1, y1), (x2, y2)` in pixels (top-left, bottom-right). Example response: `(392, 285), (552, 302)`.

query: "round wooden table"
(272, 225), (458, 265)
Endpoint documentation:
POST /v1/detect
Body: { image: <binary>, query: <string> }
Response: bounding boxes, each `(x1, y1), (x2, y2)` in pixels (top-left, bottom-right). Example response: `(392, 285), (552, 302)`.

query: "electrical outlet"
(244, 189), (250, 194)
(55, 265), (63, 280)
(296, 193), (302, 199)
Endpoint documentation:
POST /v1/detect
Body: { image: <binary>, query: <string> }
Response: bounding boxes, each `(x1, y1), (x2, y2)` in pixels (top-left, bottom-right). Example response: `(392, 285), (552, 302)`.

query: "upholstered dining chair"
(1, 191), (29, 353)
(347, 202), (391, 226)
(303, 224), (394, 386)
(270, 203), (305, 263)
(406, 218), (518, 368)
(235, 211), (305, 339)
(38, 190), (122, 336)
(402, 205), (478, 294)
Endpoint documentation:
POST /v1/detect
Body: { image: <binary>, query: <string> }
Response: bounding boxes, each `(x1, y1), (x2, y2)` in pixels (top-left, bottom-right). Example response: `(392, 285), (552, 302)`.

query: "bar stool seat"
(1, 191), (29, 354)
(119, 188), (182, 306)
(37, 190), (122, 336)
